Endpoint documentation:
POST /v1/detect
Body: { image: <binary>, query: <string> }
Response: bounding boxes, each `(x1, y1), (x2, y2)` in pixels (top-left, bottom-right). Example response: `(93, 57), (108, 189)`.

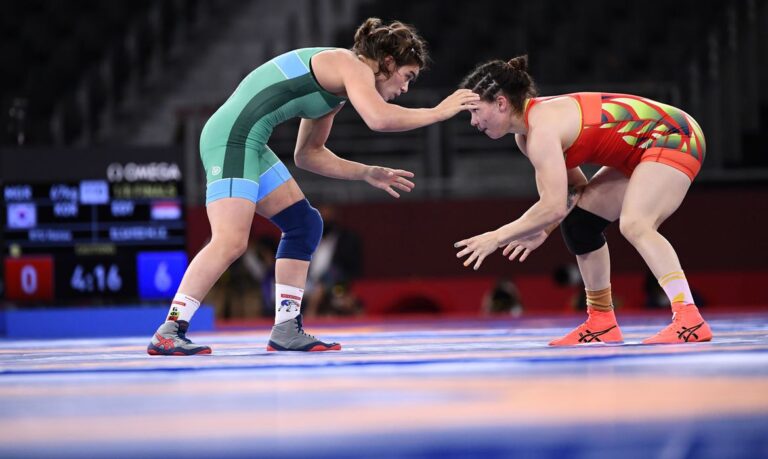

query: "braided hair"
(460, 55), (537, 114)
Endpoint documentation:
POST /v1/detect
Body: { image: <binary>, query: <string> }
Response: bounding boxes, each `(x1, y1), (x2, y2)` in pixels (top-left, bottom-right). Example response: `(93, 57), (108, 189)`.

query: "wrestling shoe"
(147, 320), (212, 356)
(267, 315), (341, 351)
(642, 303), (713, 344)
(549, 307), (624, 346)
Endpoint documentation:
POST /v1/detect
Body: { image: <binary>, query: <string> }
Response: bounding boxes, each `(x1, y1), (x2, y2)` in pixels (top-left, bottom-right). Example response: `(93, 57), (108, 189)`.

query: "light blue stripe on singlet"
(257, 162), (292, 200)
(205, 179), (235, 204)
(205, 163), (292, 205)
(231, 178), (260, 202)
(205, 178), (259, 205)
(273, 51), (310, 79)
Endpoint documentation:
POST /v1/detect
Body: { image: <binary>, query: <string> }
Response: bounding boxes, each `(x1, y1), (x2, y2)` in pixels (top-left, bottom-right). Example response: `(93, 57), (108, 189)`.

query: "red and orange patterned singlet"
(525, 93), (706, 180)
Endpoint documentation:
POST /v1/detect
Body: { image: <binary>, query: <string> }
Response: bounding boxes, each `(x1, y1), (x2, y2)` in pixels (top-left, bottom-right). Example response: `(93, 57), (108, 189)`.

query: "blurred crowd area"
(207, 205), (366, 320)
(3, 0), (766, 170)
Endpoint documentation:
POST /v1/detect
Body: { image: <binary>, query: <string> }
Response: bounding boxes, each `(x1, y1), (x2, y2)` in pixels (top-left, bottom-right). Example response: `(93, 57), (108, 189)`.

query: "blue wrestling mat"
(0, 312), (767, 458)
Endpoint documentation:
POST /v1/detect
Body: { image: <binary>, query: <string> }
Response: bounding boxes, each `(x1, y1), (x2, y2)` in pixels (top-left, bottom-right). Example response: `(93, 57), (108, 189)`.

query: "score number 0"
(20, 265), (39, 295)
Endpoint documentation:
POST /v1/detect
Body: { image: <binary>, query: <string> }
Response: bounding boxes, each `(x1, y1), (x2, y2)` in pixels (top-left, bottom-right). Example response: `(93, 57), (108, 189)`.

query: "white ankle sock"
(658, 271), (694, 304)
(166, 293), (201, 322)
(275, 284), (303, 324)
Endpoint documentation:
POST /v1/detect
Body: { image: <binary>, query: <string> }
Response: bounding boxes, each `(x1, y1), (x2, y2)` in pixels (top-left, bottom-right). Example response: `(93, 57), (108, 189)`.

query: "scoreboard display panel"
(1, 147), (188, 304)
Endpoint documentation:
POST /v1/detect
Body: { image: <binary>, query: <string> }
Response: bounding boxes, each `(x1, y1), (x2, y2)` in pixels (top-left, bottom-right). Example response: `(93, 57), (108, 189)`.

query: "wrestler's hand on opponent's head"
(435, 89), (480, 121)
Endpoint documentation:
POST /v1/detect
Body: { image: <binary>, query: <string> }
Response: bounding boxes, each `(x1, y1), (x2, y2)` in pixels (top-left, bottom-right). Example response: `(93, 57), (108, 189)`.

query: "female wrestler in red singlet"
(454, 56), (712, 345)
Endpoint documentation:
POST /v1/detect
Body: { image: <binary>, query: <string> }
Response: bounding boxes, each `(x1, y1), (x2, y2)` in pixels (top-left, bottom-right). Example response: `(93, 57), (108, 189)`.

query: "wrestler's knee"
(619, 214), (655, 244)
(561, 207), (611, 255)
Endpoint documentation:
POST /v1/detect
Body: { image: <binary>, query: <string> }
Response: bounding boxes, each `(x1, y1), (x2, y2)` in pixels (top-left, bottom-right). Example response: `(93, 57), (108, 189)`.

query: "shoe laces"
(295, 316), (317, 340)
(175, 325), (193, 344)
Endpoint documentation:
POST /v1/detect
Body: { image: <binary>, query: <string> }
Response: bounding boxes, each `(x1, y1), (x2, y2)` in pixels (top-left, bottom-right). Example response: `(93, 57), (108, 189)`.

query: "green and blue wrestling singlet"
(200, 47), (347, 204)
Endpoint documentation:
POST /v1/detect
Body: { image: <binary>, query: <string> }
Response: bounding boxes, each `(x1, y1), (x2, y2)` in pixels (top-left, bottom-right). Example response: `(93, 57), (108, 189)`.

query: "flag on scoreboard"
(7, 203), (37, 229)
(150, 201), (182, 220)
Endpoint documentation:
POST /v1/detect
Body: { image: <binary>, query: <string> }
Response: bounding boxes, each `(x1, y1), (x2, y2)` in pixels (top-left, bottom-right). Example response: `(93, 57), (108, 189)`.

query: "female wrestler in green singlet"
(147, 18), (479, 355)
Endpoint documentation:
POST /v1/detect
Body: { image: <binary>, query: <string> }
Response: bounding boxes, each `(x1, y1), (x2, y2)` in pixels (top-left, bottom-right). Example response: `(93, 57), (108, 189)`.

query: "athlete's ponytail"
(506, 55), (529, 73)
(353, 17), (383, 45)
(352, 17), (429, 78)
(460, 55), (537, 114)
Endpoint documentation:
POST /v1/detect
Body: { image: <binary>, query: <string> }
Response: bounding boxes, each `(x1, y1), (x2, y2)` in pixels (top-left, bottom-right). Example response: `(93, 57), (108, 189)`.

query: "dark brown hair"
(352, 17), (428, 78)
(459, 55), (537, 114)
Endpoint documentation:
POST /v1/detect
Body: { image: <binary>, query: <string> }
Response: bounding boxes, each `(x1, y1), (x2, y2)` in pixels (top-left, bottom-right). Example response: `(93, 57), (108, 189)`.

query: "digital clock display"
(1, 147), (189, 304)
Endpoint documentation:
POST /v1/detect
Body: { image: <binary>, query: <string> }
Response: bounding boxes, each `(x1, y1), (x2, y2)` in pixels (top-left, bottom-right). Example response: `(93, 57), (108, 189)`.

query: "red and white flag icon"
(151, 201), (182, 220)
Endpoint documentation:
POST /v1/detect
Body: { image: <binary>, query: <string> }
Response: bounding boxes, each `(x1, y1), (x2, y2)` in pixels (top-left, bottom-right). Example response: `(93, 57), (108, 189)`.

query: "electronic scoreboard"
(1, 147), (188, 304)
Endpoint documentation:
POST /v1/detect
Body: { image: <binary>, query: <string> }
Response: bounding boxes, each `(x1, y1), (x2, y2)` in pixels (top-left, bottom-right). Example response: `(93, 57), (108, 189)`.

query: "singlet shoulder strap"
(523, 96), (562, 128)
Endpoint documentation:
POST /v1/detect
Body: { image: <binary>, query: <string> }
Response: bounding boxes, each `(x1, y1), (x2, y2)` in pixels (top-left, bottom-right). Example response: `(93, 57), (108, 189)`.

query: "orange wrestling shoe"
(549, 307), (624, 346)
(643, 303), (713, 344)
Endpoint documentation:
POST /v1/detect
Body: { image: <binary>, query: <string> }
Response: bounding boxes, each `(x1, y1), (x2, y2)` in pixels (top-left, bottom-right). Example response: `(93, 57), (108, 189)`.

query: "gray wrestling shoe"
(267, 315), (341, 351)
(147, 320), (212, 356)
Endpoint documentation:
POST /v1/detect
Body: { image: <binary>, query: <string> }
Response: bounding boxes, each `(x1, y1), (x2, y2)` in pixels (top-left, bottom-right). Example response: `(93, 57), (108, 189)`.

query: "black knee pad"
(560, 207), (611, 255)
